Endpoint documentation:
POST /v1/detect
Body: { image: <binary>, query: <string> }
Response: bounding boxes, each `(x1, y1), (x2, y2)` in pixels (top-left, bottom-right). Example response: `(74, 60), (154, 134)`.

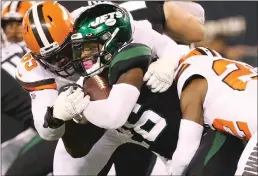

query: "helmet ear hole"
(47, 15), (53, 22)
(26, 25), (29, 32)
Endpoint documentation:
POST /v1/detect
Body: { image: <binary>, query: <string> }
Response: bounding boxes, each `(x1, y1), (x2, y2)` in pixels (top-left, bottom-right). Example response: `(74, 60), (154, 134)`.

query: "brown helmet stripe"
(28, 3), (55, 49)
(16, 2), (22, 12)
(37, 4), (54, 44)
(28, 9), (44, 48)
(9, 2), (18, 13)
(195, 48), (208, 56)
(206, 48), (217, 57)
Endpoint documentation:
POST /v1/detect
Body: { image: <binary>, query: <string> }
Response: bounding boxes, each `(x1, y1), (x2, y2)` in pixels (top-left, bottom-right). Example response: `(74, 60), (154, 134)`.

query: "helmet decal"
(89, 11), (124, 28)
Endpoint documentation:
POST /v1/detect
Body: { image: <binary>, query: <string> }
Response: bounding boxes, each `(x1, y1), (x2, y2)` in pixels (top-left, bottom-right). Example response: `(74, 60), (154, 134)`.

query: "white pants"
(235, 131), (258, 176)
(53, 129), (169, 175)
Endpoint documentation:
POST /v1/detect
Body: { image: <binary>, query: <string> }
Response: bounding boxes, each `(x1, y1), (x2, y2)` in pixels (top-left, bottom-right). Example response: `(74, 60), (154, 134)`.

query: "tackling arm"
(31, 89), (65, 141)
(133, 22), (181, 69)
(164, 1), (205, 44)
(168, 78), (207, 175)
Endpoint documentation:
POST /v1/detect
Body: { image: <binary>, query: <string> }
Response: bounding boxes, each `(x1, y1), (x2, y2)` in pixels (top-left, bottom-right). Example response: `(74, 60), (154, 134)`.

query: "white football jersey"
(1, 42), (28, 78)
(15, 52), (79, 92)
(175, 47), (257, 141)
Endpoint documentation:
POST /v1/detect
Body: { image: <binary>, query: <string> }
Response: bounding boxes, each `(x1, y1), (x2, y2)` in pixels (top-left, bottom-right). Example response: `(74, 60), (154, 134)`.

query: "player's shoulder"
(112, 43), (152, 62)
(2, 43), (26, 62)
(16, 52), (57, 92)
(178, 47), (222, 65)
(175, 47), (221, 82)
(109, 43), (152, 85)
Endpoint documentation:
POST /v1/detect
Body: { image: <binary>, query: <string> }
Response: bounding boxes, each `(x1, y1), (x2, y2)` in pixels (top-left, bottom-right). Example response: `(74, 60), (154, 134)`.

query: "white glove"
(53, 87), (90, 121)
(166, 160), (174, 175)
(143, 59), (175, 93)
(166, 159), (186, 176)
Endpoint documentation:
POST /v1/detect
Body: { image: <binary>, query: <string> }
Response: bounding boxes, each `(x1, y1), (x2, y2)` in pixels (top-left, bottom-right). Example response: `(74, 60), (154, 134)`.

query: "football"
(83, 75), (111, 100)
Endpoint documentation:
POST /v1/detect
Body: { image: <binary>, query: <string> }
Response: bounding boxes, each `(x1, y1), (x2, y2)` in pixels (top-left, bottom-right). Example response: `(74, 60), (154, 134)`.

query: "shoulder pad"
(110, 43), (152, 68)
(109, 43), (152, 85)
(179, 47), (221, 65)
(16, 53), (57, 92)
(1, 43), (26, 63)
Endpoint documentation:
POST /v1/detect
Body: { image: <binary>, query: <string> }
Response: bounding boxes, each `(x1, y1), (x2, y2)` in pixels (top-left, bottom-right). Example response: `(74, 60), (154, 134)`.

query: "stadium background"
(1, 1), (257, 176)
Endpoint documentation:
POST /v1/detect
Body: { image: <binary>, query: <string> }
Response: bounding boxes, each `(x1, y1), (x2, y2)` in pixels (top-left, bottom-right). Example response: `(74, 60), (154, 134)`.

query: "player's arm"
(82, 44), (151, 129)
(164, 1), (205, 44)
(133, 21), (182, 92)
(15, 55), (65, 141)
(168, 78), (207, 175)
(30, 89), (66, 141)
(133, 21), (181, 68)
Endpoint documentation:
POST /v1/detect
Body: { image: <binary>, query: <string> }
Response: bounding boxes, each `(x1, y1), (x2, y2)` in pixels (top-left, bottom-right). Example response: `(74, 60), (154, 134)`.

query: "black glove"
(58, 83), (83, 95)
(43, 83), (83, 129)
(43, 106), (64, 129)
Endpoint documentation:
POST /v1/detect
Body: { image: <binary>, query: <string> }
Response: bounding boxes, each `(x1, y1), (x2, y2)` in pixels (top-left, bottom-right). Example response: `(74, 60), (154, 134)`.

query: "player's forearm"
(168, 119), (203, 175)
(31, 90), (65, 141)
(173, 1), (205, 25)
(133, 22), (181, 69)
(164, 1), (205, 44)
(34, 120), (65, 141)
(152, 34), (182, 70)
(83, 83), (140, 129)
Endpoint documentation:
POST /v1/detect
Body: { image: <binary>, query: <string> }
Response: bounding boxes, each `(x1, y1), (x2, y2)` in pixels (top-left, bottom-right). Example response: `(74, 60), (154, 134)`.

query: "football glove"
(143, 58), (175, 93)
(53, 86), (90, 121)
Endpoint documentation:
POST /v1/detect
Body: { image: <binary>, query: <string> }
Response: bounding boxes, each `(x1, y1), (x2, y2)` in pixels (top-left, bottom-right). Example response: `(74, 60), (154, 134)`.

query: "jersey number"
(118, 104), (167, 143)
(212, 119), (251, 141)
(21, 56), (38, 71)
(212, 59), (257, 91)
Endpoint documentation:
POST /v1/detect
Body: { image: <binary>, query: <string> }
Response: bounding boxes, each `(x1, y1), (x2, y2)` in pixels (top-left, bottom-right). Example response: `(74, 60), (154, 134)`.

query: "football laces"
(94, 76), (106, 89)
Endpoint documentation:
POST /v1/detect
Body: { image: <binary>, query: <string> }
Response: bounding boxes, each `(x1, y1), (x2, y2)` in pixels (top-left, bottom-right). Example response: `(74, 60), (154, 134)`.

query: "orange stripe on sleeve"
(23, 83), (57, 91)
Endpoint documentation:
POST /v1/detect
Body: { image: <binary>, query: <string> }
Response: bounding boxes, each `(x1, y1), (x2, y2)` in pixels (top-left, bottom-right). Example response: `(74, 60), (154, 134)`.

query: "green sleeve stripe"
(204, 132), (227, 165)
(18, 135), (43, 156)
(110, 45), (152, 69)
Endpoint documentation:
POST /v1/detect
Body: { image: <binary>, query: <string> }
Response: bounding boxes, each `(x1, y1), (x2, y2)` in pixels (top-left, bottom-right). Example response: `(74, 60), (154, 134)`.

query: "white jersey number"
(212, 59), (257, 91)
(118, 103), (167, 144)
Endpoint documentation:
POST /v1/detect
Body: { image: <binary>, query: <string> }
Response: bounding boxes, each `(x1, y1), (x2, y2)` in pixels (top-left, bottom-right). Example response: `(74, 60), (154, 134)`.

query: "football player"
(2, 1), (35, 44)
(15, 2), (185, 175)
(53, 4), (255, 175)
(70, 1), (206, 93)
(51, 3), (183, 174)
(166, 47), (257, 175)
(1, 1), (35, 76)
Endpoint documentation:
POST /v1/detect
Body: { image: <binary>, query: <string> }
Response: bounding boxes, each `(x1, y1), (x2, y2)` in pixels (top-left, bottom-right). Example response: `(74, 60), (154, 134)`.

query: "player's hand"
(143, 59), (175, 93)
(53, 87), (90, 121)
(166, 160), (173, 175)
(166, 159), (185, 176)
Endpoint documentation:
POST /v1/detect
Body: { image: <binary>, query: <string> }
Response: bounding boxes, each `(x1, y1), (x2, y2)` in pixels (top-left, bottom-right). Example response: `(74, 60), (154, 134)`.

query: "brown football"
(83, 75), (111, 100)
